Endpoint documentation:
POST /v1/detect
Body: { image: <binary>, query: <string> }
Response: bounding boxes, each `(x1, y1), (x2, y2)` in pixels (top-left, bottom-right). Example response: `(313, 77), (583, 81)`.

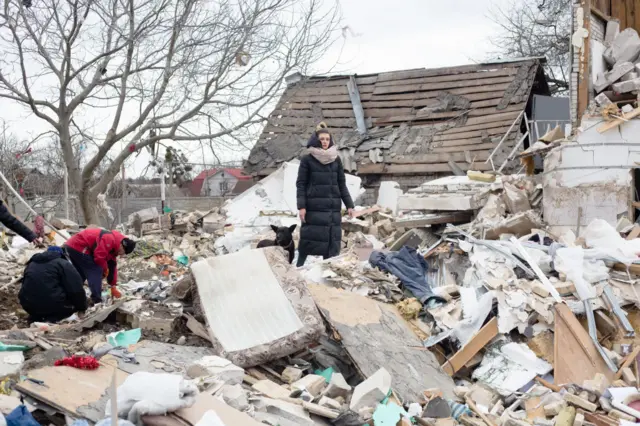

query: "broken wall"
(543, 118), (640, 235)
(359, 173), (441, 206)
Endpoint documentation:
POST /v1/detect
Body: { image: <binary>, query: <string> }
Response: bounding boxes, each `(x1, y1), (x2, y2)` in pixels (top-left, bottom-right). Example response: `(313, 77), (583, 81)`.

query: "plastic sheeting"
(369, 246), (441, 303)
(583, 219), (640, 263)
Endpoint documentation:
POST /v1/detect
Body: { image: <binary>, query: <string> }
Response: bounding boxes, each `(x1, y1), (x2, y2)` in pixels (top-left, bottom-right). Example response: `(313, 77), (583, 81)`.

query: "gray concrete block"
(604, 28), (640, 66)
(605, 20), (620, 45)
(595, 61), (634, 92)
(612, 77), (640, 93)
(349, 367), (391, 411)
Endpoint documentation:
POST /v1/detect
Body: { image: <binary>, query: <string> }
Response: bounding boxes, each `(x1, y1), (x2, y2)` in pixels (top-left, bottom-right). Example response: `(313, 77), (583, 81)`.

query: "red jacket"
(66, 228), (125, 285)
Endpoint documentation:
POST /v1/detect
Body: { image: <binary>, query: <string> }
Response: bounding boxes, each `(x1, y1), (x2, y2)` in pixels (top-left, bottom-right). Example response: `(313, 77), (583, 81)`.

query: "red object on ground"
(110, 286), (122, 298)
(54, 355), (100, 370)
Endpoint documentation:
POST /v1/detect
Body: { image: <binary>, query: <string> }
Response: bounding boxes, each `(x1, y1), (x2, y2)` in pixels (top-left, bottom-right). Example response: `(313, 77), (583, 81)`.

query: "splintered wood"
(441, 318), (499, 376)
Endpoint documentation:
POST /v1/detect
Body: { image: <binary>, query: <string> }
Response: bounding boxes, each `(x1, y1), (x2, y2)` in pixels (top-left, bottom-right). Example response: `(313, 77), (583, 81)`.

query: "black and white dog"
(257, 224), (297, 264)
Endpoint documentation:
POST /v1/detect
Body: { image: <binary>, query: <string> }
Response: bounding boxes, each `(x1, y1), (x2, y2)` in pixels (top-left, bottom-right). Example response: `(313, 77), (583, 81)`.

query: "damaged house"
(541, 0), (640, 234)
(245, 58), (550, 203)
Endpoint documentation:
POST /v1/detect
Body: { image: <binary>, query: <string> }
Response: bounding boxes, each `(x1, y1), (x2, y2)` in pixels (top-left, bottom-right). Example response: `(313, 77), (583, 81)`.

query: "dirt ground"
(0, 284), (29, 330)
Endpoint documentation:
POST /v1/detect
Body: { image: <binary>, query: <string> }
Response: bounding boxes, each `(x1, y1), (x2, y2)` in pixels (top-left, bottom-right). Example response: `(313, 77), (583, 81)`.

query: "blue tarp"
(369, 246), (441, 304)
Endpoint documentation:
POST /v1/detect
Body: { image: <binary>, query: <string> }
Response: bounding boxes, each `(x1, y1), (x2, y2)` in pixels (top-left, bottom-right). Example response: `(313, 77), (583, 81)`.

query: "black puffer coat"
(19, 250), (87, 321)
(296, 133), (354, 258)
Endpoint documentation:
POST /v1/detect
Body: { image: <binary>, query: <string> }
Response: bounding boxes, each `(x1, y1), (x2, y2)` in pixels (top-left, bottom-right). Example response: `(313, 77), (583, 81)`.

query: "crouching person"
(19, 247), (87, 323)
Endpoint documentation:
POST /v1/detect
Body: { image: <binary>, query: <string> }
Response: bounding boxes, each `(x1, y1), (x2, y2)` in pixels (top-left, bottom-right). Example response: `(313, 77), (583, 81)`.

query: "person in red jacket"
(63, 228), (136, 303)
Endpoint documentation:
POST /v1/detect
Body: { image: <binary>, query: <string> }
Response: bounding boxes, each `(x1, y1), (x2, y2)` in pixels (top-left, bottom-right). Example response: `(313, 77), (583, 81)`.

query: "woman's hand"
(299, 208), (306, 223)
(347, 208), (355, 218)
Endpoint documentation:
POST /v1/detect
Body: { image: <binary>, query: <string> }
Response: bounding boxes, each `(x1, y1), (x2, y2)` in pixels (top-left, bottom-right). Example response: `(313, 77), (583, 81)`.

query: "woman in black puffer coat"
(296, 127), (355, 267)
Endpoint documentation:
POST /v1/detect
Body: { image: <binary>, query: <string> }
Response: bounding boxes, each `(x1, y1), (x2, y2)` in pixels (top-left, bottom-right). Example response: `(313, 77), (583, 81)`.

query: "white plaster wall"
(544, 119), (640, 235)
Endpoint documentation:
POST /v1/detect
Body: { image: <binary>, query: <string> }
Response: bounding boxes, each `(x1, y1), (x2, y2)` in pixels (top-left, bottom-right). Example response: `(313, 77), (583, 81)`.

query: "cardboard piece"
(15, 366), (128, 422)
(554, 304), (615, 386)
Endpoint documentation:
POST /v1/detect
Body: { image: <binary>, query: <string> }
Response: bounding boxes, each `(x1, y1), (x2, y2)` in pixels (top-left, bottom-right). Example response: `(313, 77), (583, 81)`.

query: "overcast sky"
(0, 0), (512, 177)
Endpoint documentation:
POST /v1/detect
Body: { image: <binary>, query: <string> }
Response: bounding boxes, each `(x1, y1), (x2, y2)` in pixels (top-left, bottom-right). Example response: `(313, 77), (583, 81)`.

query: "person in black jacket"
(0, 200), (41, 245)
(296, 126), (355, 267)
(19, 246), (88, 323)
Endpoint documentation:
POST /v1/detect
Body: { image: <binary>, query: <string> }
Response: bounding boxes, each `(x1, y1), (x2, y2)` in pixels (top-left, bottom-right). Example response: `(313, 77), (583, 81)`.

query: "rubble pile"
(592, 24), (640, 109)
(2, 157), (640, 426)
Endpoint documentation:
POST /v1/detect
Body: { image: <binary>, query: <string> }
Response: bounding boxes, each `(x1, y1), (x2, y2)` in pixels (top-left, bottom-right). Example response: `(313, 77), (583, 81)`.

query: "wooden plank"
(366, 90), (508, 105)
(358, 161), (492, 174)
(373, 103), (526, 125)
(373, 76), (515, 95)
(284, 102), (354, 109)
(16, 366), (129, 422)
(597, 107), (640, 132)
(375, 67), (518, 88)
(436, 133), (516, 149)
(627, 224), (640, 240)
(578, 0), (591, 123)
(554, 303), (615, 386)
(299, 75), (378, 88)
(387, 151), (490, 164)
(262, 124), (353, 135)
(612, 0), (626, 28)
(441, 318), (499, 376)
(431, 144), (497, 154)
(615, 346), (640, 380)
(268, 117), (355, 128)
(307, 283), (456, 401)
(375, 61), (523, 83)
(282, 83), (511, 105)
(270, 109), (355, 118)
(433, 126), (513, 142)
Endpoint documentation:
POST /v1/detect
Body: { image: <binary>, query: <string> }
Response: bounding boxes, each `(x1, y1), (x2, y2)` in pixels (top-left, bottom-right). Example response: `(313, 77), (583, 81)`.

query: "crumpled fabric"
(369, 246), (443, 304)
(105, 372), (198, 426)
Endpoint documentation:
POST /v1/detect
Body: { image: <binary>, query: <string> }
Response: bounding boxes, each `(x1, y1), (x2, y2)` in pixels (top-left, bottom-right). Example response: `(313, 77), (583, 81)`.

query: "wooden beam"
(347, 76), (367, 135)
(441, 317), (498, 376)
(374, 67), (518, 88)
(578, 0), (592, 122)
(373, 76), (515, 96)
(597, 106), (640, 132)
(614, 346), (640, 380)
(358, 161), (492, 175)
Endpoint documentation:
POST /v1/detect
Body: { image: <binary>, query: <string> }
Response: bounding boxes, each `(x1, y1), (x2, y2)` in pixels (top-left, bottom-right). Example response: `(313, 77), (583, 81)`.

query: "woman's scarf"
(308, 145), (338, 165)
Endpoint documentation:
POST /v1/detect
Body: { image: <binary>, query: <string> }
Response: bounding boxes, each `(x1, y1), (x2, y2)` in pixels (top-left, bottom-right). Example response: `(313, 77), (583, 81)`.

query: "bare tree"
(0, 0), (340, 223)
(489, 0), (571, 95)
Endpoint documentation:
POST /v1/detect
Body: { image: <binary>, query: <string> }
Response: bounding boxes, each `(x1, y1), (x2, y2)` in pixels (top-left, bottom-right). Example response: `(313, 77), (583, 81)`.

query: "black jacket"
(19, 251), (87, 318)
(296, 142), (354, 257)
(0, 201), (36, 242)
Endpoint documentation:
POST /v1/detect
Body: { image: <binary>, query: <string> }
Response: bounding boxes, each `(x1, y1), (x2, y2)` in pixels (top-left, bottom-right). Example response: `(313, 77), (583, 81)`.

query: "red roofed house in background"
(190, 168), (252, 197)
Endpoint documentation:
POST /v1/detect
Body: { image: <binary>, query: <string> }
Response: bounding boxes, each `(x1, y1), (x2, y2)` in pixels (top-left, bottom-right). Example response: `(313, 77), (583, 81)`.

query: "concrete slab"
(191, 247), (323, 367)
(349, 367), (391, 411)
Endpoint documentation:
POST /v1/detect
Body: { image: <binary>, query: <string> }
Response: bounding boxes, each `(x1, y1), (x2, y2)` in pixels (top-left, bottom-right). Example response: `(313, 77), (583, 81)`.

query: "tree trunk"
(79, 187), (98, 225)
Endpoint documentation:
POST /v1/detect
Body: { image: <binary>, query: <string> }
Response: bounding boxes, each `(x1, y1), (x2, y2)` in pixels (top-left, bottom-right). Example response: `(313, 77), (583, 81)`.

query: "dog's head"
(270, 224), (297, 247)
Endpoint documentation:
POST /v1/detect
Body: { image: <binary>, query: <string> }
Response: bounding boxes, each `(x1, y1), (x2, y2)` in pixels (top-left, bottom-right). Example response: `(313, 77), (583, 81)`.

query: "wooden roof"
(245, 58), (548, 176)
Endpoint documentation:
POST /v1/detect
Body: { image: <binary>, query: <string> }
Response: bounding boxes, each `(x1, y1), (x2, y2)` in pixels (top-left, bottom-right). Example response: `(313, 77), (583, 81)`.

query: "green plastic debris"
(107, 328), (141, 347)
(372, 403), (408, 426)
(314, 367), (334, 383)
(163, 206), (172, 213)
(0, 343), (30, 352)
